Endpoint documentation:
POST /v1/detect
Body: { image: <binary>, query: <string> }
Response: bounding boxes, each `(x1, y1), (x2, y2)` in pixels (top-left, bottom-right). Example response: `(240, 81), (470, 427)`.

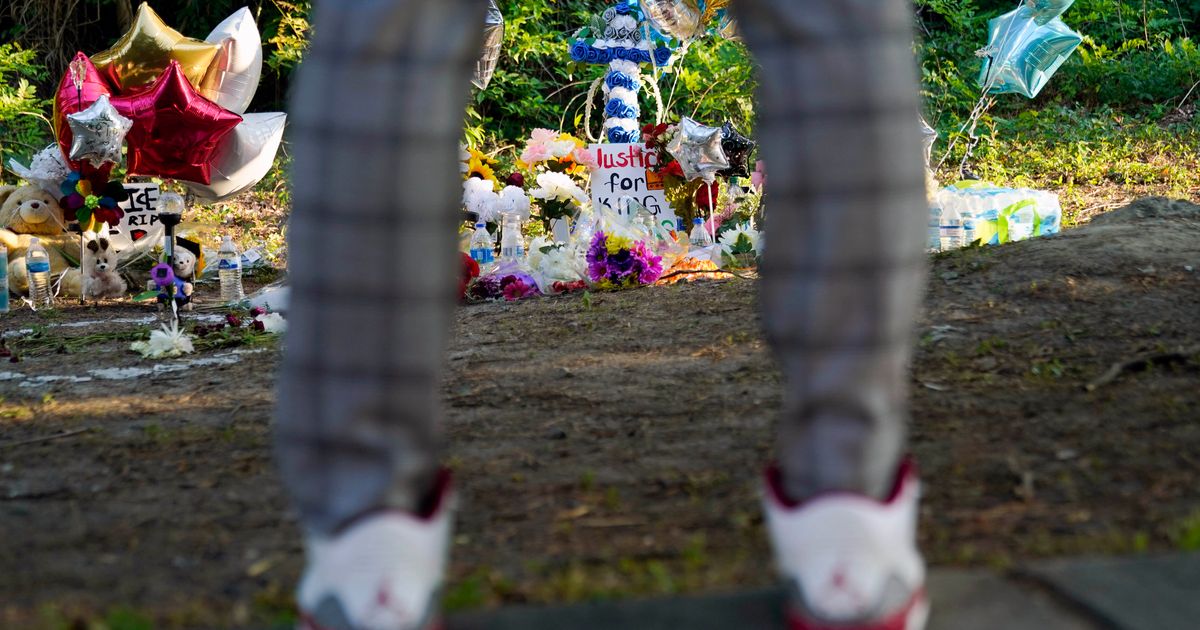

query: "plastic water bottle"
(927, 205), (943, 252)
(26, 237), (52, 308)
(218, 235), (245, 303)
(469, 222), (495, 264)
(499, 214), (524, 261)
(689, 217), (713, 247)
(940, 203), (963, 251)
(961, 208), (977, 246)
(0, 244), (8, 313)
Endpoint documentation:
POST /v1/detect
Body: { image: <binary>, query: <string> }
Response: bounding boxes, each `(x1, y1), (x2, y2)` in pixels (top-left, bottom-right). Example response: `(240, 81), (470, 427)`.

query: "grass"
(935, 105), (1200, 226)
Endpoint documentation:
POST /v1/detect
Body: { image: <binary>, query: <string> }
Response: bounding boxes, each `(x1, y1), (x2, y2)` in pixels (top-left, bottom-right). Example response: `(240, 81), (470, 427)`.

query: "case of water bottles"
(929, 183), (1062, 252)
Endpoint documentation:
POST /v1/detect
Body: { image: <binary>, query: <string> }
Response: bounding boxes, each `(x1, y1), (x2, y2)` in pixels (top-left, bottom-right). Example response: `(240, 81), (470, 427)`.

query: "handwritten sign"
(104, 183), (164, 251)
(589, 143), (677, 230)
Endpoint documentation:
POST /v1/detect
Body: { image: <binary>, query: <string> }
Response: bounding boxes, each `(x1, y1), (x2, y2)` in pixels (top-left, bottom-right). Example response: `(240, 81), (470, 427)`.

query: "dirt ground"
(1, 197), (1198, 629)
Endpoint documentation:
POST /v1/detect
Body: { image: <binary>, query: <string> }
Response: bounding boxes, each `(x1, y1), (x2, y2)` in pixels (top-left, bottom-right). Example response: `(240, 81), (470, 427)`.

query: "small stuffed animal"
(82, 233), (127, 299)
(150, 262), (194, 311)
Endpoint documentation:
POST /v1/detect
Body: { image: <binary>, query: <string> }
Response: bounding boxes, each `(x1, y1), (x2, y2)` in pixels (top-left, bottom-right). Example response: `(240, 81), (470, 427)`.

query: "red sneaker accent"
(766, 457), (918, 509)
(787, 589), (927, 630)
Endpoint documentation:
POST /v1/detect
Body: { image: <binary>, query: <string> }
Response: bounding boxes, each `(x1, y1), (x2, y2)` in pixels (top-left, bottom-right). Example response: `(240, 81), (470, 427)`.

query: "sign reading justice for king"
(589, 143), (677, 230)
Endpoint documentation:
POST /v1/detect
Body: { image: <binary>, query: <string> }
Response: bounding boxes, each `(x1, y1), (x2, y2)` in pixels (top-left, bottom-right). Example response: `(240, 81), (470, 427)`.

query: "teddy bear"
(0, 184), (83, 296)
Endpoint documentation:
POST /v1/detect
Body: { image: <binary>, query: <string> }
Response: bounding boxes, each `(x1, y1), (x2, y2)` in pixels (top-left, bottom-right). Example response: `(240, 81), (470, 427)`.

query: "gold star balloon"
(91, 2), (219, 93)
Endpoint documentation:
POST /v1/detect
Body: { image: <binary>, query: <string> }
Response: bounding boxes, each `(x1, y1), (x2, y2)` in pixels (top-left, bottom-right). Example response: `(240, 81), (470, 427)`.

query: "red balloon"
(52, 52), (114, 170)
(112, 61), (243, 184)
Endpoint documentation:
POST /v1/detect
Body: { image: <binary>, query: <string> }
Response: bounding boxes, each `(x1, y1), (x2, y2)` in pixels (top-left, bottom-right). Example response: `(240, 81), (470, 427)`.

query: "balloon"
(639, 0), (703, 41)
(717, 122), (756, 178)
(1025, 0), (1075, 25)
(9, 144), (73, 196)
(52, 53), (113, 169)
(91, 2), (220, 93)
(182, 112), (287, 201)
(666, 117), (729, 182)
(112, 61), (243, 183)
(978, 6), (1081, 99)
(199, 6), (263, 114)
(472, 0), (505, 91)
(66, 95), (133, 167)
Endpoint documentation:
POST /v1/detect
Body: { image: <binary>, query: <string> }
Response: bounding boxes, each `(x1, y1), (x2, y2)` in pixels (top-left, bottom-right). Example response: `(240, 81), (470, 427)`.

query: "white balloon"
(183, 112), (286, 201)
(200, 7), (263, 114)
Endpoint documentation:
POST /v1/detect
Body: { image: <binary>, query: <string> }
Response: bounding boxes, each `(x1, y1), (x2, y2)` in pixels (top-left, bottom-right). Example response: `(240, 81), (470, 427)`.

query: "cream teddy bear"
(0, 185), (82, 295)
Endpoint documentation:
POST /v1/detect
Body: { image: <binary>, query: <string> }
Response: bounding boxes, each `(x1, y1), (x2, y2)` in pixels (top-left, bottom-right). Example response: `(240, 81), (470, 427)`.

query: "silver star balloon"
(666, 117), (729, 182)
(66, 94), (133, 167)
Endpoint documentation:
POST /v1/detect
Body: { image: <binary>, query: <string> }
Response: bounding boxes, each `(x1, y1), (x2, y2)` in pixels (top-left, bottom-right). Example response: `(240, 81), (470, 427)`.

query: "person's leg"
(276, 0), (484, 627)
(736, 0), (929, 627)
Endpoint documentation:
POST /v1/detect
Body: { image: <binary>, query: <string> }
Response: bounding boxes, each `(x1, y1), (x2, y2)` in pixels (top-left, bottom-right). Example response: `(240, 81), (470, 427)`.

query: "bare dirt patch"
(1, 197), (1199, 628)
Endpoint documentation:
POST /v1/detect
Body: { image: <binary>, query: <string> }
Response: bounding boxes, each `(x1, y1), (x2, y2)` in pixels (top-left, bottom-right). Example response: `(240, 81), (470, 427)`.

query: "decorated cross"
(570, 3), (672, 144)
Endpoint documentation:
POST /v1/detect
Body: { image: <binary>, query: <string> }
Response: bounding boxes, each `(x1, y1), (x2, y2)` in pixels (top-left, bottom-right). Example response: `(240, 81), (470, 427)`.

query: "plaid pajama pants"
(277, 0), (928, 534)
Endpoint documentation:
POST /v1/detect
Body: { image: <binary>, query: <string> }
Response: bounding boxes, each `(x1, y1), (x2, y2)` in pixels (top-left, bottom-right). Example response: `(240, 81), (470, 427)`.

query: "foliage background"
(1, 0), (1198, 222)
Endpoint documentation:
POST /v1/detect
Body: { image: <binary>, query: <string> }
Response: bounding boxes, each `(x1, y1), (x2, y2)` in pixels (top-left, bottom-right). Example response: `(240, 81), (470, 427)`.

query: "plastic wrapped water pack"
(929, 184), (1061, 251)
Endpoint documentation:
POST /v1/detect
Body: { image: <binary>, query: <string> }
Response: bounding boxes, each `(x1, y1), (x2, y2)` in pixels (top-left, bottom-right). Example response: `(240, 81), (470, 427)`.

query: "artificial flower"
(59, 170), (128, 227)
(253, 312), (288, 334)
(130, 322), (195, 359)
(663, 160), (685, 178)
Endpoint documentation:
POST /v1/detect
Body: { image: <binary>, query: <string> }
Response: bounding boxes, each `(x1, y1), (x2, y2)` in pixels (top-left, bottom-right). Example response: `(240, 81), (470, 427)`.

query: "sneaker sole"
(788, 590), (928, 630)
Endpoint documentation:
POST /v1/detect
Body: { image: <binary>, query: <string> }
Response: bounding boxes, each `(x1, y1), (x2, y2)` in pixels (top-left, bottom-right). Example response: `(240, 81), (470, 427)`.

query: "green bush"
(0, 42), (51, 172)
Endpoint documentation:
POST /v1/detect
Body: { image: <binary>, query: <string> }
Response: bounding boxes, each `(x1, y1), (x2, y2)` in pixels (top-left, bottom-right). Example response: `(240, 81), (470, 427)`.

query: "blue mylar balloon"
(978, 6), (1081, 99)
(1025, 0), (1075, 26)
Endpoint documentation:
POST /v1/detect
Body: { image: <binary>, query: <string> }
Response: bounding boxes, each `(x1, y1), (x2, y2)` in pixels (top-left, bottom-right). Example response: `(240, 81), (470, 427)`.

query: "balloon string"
(934, 0), (1026, 175)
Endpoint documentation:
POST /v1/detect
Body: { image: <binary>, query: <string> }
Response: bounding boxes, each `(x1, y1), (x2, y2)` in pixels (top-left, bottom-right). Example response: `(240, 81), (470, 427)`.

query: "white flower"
(537, 243), (586, 283)
(255, 312), (288, 334)
(547, 139), (579, 159)
(718, 223), (763, 257)
(130, 322), (195, 359)
(463, 178), (499, 223)
(530, 172), (587, 205)
(496, 185), (531, 221)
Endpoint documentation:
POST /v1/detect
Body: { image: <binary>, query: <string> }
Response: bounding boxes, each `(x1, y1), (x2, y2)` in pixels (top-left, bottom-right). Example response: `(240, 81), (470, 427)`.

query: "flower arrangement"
(468, 270), (542, 302)
(530, 171), (588, 229)
(586, 231), (663, 290)
(519, 129), (593, 176)
(717, 222), (762, 268)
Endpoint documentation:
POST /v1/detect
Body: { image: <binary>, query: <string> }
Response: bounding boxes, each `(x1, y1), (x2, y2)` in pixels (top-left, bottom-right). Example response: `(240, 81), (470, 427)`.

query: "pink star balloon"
(112, 61), (242, 184)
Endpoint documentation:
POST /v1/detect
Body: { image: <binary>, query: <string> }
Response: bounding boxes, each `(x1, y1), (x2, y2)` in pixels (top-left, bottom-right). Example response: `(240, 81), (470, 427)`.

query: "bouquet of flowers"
(717, 222), (762, 269)
(468, 268), (541, 302)
(586, 231), (663, 290)
(530, 171), (588, 229)
(518, 129), (596, 176)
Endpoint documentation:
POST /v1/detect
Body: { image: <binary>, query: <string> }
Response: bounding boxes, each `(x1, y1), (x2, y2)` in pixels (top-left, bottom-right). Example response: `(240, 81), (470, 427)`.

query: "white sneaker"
(297, 472), (453, 630)
(763, 460), (929, 630)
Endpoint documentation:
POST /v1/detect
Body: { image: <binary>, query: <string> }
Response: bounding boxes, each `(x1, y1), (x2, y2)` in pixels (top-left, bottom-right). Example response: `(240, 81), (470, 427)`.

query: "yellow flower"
(468, 147), (496, 165)
(558, 133), (585, 150)
(606, 234), (633, 255)
(466, 157), (498, 185)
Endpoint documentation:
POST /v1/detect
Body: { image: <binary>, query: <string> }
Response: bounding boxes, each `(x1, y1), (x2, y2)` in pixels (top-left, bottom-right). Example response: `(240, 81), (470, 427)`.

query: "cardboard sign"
(589, 143), (677, 230)
(105, 183), (164, 252)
